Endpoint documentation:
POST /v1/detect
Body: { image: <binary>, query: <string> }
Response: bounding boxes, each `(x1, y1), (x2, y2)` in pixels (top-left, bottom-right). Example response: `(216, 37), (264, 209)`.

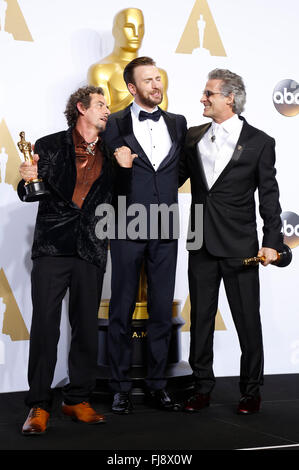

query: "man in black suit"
(180, 69), (283, 414)
(104, 57), (187, 413)
(18, 86), (135, 435)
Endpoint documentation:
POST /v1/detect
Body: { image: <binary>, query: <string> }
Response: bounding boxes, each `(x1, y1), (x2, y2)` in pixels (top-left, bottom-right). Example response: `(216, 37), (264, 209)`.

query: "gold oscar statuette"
(243, 244), (292, 268)
(17, 131), (50, 202)
(243, 256), (265, 266)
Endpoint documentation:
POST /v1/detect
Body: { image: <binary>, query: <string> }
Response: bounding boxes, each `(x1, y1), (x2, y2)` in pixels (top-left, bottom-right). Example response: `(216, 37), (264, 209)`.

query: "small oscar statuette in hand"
(17, 131), (50, 201)
(243, 244), (292, 268)
(243, 255), (265, 266)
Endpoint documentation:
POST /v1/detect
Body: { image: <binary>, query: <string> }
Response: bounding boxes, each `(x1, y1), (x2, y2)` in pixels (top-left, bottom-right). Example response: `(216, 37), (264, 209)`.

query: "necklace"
(85, 137), (98, 156)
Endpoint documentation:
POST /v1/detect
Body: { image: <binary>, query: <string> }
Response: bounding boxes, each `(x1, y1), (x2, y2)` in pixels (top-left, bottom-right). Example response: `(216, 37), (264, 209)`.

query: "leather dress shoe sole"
(22, 427), (48, 436)
(237, 395), (261, 415)
(22, 430), (48, 436)
(112, 407), (133, 415)
(184, 403), (210, 412)
(184, 393), (210, 412)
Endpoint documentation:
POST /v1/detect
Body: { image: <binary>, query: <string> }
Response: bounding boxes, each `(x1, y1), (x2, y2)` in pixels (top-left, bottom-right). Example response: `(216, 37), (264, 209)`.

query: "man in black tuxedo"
(104, 57), (187, 413)
(180, 69), (283, 414)
(18, 86), (135, 435)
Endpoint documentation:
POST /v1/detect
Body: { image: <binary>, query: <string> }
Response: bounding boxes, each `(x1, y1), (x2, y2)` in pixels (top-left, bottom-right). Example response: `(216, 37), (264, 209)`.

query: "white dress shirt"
(198, 114), (243, 188)
(131, 101), (172, 171)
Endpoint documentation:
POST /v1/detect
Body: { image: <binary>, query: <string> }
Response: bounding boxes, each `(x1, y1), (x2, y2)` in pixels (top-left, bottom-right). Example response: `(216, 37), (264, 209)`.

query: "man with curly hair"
(18, 86), (136, 435)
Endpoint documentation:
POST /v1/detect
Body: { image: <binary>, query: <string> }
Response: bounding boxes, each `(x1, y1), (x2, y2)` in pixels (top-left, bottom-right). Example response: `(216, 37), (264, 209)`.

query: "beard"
(95, 119), (107, 133)
(137, 88), (163, 109)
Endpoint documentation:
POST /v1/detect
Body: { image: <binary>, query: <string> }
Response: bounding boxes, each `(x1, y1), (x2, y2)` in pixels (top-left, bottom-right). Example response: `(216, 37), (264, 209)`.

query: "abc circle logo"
(281, 211), (299, 248)
(273, 79), (299, 117)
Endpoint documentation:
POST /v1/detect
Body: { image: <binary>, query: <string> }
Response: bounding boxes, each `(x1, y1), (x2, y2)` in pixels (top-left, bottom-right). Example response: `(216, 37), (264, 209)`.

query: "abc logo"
(273, 80), (299, 117)
(281, 211), (299, 248)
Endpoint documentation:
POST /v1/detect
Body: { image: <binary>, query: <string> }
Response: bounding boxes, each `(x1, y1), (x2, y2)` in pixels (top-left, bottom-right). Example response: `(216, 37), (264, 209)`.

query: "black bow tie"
(139, 109), (161, 122)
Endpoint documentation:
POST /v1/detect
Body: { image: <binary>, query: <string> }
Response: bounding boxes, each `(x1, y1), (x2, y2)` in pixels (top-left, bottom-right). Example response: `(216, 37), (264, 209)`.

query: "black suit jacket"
(17, 127), (131, 269)
(103, 105), (187, 239)
(180, 116), (283, 257)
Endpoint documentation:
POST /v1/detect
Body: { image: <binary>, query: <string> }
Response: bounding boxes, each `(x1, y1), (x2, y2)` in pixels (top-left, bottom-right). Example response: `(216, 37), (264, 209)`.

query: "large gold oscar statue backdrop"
(88, 8), (168, 112)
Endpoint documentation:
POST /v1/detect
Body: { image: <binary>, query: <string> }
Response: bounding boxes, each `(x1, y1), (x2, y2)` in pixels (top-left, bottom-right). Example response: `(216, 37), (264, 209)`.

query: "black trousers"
(188, 247), (263, 397)
(26, 256), (104, 409)
(108, 238), (178, 392)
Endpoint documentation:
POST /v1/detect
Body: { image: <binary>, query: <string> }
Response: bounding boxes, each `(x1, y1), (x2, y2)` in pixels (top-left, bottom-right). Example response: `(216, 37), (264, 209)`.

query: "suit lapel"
(187, 123), (211, 190)
(210, 117), (250, 189)
(188, 123), (211, 147)
(157, 110), (179, 170)
(190, 118), (253, 191)
(116, 106), (152, 167)
(162, 110), (177, 142)
(116, 106), (180, 170)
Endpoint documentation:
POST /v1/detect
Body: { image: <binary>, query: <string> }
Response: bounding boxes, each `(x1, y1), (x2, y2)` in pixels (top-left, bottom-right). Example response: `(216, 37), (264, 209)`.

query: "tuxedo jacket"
(17, 127), (131, 269)
(179, 116), (283, 257)
(103, 105), (187, 239)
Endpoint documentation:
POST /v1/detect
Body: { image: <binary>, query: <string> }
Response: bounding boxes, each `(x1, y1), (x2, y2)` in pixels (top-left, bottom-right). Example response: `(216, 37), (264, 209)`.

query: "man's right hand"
(114, 146), (137, 168)
(19, 154), (39, 181)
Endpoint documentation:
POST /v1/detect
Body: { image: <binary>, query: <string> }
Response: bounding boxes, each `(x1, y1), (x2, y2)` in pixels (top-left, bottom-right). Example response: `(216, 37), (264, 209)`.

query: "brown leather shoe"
(62, 401), (106, 424)
(237, 395), (261, 414)
(22, 407), (50, 435)
(184, 392), (210, 412)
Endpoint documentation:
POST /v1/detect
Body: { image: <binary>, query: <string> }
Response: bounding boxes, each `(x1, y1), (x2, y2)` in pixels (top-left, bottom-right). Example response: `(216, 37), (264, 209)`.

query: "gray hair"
(208, 69), (246, 114)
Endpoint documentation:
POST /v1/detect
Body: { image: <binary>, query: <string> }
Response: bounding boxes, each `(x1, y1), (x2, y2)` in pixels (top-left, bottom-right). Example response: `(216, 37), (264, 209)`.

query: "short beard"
(137, 91), (163, 109)
(96, 121), (106, 133)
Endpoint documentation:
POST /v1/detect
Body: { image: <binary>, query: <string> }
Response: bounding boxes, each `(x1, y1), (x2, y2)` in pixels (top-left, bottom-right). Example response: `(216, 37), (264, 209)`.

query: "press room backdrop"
(0, 0), (298, 393)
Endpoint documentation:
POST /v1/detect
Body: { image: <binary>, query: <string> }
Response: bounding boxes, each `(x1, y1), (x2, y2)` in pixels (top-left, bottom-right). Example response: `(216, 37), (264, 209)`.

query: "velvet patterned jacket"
(17, 127), (131, 269)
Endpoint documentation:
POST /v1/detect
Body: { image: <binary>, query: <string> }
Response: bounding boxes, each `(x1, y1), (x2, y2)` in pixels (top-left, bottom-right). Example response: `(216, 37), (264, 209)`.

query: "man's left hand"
(257, 247), (278, 266)
(114, 146), (137, 168)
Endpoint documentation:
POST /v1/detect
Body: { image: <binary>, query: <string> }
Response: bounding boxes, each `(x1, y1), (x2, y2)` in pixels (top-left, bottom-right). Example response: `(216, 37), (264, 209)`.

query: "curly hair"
(64, 85), (104, 127)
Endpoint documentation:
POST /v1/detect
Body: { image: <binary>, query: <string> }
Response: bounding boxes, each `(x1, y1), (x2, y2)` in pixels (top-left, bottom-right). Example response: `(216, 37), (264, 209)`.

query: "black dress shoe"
(184, 392), (210, 412)
(145, 389), (181, 411)
(112, 392), (133, 414)
(237, 395), (261, 415)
